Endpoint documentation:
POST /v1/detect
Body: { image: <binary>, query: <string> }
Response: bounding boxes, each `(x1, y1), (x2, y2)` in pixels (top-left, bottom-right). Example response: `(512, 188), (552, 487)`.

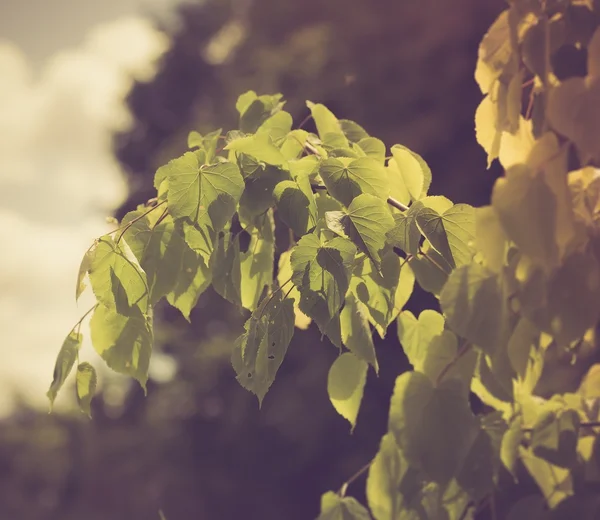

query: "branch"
(310, 184), (408, 212)
(338, 460), (373, 497)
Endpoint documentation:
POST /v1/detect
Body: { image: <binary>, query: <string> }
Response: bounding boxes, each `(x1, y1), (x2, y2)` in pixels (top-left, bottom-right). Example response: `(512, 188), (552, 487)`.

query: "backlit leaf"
(225, 133), (289, 168)
(90, 304), (153, 390)
(327, 352), (368, 431)
(387, 201), (423, 255)
(390, 145), (431, 201)
(76, 362), (97, 418)
(317, 491), (372, 520)
(47, 330), (82, 408)
(277, 250), (311, 329)
(210, 231), (242, 307)
(290, 234), (356, 348)
(320, 157), (389, 207)
(231, 292), (295, 405)
(306, 101), (348, 147)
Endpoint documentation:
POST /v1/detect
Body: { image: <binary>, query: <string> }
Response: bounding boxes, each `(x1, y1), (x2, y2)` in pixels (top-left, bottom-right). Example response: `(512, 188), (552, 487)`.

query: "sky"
(0, 1), (178, 416)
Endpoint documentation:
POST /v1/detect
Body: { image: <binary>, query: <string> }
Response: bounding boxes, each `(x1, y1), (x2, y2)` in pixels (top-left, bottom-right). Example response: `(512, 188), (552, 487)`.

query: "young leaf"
(167, 245), (212, 320)
(231, 292), (295, 405)
(350, 250), (415, 337)
(440, 263), (507, 355)
(240, 212), (275, 311)
(210, 231), (242, 307)
(306, 101), (347, 146)
(225, 133), (289, 168)
(388, 372), (480, 485)
(90, 304), (153, 391)
(319, 157), (389, 207)
(390, 144), (431, 201)
(166, 152), (244, 234)
(387, 201), (423, 255)
(290, 234), (357, 348)
(273, 175), (318, 236)
(76, 362), (97, 418)
(341, 293), (378, 372)
(255, 110), (293, 143)
(88, 236), (149, 315)
(415, 203), (476, 268)
(329, 194), (394, 268)
(277, 250), (311, 329)
(357, 137), (386, 163)
(327, 352), (368, 431)
(238, 92), (284, 133)
(317, 491), (372, 520)
(47, 330), (82, 408)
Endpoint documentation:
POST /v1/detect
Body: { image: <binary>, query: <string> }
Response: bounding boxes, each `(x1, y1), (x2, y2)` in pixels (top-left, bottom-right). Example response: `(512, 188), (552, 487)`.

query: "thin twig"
(338, 460), (373, 497)
(72, 304), (99, 335)
(112, 200), (167, 245)
(310, 184), (408, 212)
(298, 114), (312, 129)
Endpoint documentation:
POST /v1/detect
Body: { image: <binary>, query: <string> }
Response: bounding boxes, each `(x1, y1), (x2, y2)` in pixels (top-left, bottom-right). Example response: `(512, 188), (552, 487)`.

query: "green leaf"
(273, 176), (318, 235)
(290, 234), (356, 348)
(341, 293), (378, 372)
(386, 158), (411, 207)
(326, 194), (394, 268)
(289, 155), (319, 179)
(320, 157), (389, 207)
(306, 101), (348, 146)
(387, 201), (423, 255)
(520, 446), (573, 507)
(407, 244), (451, 297)
(47, 330), (82, 408)
(187, 130), (203, 149)
(76, 362), (97, 418)
(388, 372), (479, 485)
(238, 92), (284, 133)
(397, 310), (444, 370)
(90, 304), (153, 390)
(210, 231), (242, 307)
(240, 212), (275, 311)
(88, 236), (148, 315)
(390, 145), (431, 201)
(366, 433), (409, 520)
(350, 249), (415, 337)
(440, 263), (507, 355)
(166, 152), (244, 236)
(415, 203), (476, 268)
(491, 164), (559, 270)
(238, 165), (289, 221)
(505, 496), (546, 520)
(123, 212), (201, 304)
(166, 244), (212, 321)
(277, 250), (311, 329)
(500, 412), (524, 480)
(357, 137), (386, 163)
(339, 119), (370, 142)
(225, 133), (289, 168)
(530, 409), (580, 468)
(328, 352), (368, 430)
(256, 110), (293, 143)
(231, 292), (295, 405)
(75, 248), (93, 300)
(317, 491), (372, 520)
(474, 206), (507, 273)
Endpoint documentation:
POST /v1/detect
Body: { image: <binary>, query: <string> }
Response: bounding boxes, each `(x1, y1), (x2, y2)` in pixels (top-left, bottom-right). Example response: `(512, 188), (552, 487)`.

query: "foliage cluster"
(49, 0), (600, 517)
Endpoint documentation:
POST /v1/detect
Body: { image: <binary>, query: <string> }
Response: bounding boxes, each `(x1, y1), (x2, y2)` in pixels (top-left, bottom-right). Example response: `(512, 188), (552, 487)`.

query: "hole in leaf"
(247, 373), (252, 378)
(268, 355), (275, 360)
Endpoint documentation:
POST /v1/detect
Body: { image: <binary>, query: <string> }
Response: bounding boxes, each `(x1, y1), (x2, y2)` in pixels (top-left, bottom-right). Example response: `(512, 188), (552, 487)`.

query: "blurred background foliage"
(0, 0), (509, 518)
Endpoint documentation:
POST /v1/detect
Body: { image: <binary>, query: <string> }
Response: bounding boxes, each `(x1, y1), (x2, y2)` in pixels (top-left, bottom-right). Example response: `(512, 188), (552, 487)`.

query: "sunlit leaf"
(389, 145), (431, 201)
(317, 491), (372, 520)
(327, 352), (368, 430)
(76, 362), (97, 418)
(277, 250), (311, 329)
(273, 176), (318, 235)
(225, 133), (289, 168)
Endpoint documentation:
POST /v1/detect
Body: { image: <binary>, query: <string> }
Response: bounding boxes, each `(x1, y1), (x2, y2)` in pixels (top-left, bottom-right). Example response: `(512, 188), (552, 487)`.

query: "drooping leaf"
(350, 249), (415, 337)
(90, 304), (153, 390)
(240, 212), (275, 311)
(388, 372), (480, 485)
(231, 292), (295, 405)
(166, 152), (244, 239)
(75, 362), (97, 418)
(290, 234), (356, 348)
(273, 175), (318, 235)
(327, 352), (368, 431)
(210, 231), (242, 307)
(319, 157), (389, 207)
(341, 293), (378, 372)
(326, 194), (394, 268)
(415, 203), (476, 268)
(500, 412), (524, 480)
(122, 212), (201, 304)
(440, 263), (508, 355)
(47, 330), (82, 408)
(75, 248), (93, 300)
(387, 201), (423, 255)
(225, 133), (289, 168)
(167, 245), (212, 321)
(87, 236), (149, 315)
(317, 491), (372, 520)
(390, 145), (431, 201)
(277, 250), (311, 329)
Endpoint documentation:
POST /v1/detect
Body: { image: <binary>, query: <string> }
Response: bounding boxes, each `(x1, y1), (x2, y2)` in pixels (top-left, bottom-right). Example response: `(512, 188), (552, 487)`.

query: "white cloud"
(0, 17), (169, 416)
